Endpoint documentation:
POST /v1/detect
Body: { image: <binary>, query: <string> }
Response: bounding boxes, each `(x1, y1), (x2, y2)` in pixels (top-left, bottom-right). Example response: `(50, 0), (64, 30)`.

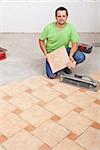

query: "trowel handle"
(74, 74), (82, 79)
(75, 74), (94, 82)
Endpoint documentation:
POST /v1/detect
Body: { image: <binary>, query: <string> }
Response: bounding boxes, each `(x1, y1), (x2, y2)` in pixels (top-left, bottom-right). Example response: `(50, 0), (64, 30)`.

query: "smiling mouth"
(59, 20), (65, 24)
(59, 20), (64, 22)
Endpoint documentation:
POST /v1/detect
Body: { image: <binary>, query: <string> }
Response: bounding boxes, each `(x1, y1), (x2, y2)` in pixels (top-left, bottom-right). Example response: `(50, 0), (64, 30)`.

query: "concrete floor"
(0, 33), (100, 86)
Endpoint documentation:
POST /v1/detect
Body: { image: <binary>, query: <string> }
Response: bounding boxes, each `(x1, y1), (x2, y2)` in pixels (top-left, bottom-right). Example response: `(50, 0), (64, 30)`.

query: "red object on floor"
(0, 47), (7, 60)
(78, 43), (93, 53)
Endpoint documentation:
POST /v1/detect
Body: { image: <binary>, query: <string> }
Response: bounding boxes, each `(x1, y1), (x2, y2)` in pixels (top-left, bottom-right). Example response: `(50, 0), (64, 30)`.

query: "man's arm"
(69, 42), (78, 61)
(39, 39), (47, 56)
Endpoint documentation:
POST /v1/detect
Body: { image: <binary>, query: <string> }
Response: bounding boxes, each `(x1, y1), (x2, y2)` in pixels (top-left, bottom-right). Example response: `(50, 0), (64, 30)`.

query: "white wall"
(0, 1), (99, 32)
(97, 1), (100, 31)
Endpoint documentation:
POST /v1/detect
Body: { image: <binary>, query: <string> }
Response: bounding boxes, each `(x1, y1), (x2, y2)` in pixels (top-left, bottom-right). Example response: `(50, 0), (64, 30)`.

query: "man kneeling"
(39, 7), (85, 79)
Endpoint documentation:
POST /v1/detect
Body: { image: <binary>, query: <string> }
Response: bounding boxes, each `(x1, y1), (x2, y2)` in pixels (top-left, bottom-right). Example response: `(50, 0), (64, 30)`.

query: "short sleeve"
(39, 25), (49, 41)
(71, 25), (78, 43)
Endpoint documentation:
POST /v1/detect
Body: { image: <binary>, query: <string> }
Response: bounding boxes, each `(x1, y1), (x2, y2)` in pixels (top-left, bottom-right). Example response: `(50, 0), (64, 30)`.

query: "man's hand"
(69, 56), (75, 62)
(39, 40), (48, 57)
(68, 42), (78, 68)
(68, 56), (76, 69)
(45, 54), (48, 62)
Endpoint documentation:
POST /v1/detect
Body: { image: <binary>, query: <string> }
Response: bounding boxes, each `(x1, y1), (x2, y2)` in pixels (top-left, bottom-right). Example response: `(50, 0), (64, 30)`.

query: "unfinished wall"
(0, 1), (99, 32)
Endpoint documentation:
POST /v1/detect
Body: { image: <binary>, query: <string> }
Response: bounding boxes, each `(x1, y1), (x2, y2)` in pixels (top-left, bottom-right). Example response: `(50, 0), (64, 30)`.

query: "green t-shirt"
(39, 22), (78, 53)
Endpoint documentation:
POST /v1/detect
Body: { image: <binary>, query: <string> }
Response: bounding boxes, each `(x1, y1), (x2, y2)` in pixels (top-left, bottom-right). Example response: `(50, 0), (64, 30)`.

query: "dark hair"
(55, 7), (68, 17)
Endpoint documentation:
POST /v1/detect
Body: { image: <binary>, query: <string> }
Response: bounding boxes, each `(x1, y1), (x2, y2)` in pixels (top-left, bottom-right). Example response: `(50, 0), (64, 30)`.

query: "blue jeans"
(46, 47), (85, 79)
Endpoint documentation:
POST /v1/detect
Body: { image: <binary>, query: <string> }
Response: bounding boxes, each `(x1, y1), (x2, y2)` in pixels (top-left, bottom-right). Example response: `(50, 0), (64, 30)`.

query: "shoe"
(64, 67), (72, 74)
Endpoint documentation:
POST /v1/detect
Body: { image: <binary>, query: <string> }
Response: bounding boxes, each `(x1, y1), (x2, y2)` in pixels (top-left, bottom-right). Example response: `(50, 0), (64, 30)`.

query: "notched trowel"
(60, 72), (100, 92)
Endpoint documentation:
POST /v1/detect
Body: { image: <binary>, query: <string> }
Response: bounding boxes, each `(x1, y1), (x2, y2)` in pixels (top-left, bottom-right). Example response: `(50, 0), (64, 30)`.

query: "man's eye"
(57, 15), (66, 17)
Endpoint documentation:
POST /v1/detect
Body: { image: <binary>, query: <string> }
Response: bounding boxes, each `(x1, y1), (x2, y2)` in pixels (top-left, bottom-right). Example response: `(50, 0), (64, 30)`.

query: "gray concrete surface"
(0, 33), (100, 86)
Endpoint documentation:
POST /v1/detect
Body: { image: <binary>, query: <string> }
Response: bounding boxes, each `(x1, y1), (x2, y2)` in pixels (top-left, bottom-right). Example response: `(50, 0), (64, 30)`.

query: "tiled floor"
(0, 75), (100, 150)
(0, 33), (100, 149)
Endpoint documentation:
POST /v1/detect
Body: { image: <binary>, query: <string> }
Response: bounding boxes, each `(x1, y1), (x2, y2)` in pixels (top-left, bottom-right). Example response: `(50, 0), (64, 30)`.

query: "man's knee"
(46, 72), (58, 79)
(79, 53), (86, 63)
(75, 52), (86, 64)
(46, 60), (58, 79)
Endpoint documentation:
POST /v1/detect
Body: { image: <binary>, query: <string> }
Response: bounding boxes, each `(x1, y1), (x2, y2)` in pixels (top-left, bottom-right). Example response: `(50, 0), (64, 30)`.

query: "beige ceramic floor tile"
(2, 130), (43, 150)
(0, 82), (18, 92)
(47, 46), (69, 73)
(66, 91), (95, 108)
(8, 92), (39, 110)
(22, 76), (47, 91)
(0, 91), (5, 98)
(0, 82), (28, 97)
(44, 97), (76, 118)
(32, 120), (69, 147)
(84, 89), (100, 99)
(0, 83), (13, 91)
(41, 76), (60, 84)
(0, 100), (16, 117)
(91, 72), (100, 81)
(0, 113), (28, 137)
(19, 105), (53, 127)
(76, 127), (100, 150)
(81, 103), (100, 123)
(53, 137), (85, 150)
(0, 146), (5, 150)
(58, 111), (92, 135)
(94, 92), (100, 99)
(52, 82), (78, 96)
(32, 85), (60, 102)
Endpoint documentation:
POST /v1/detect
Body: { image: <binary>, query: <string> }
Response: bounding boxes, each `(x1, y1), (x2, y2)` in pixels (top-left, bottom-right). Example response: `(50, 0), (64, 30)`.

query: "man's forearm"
(39, 39), (47, 56)
(70, 42), (78, 58)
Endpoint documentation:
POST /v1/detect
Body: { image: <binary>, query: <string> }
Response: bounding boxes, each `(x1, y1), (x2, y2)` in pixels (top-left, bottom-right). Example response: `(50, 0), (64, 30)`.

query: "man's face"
(56, 10), (68, 25)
